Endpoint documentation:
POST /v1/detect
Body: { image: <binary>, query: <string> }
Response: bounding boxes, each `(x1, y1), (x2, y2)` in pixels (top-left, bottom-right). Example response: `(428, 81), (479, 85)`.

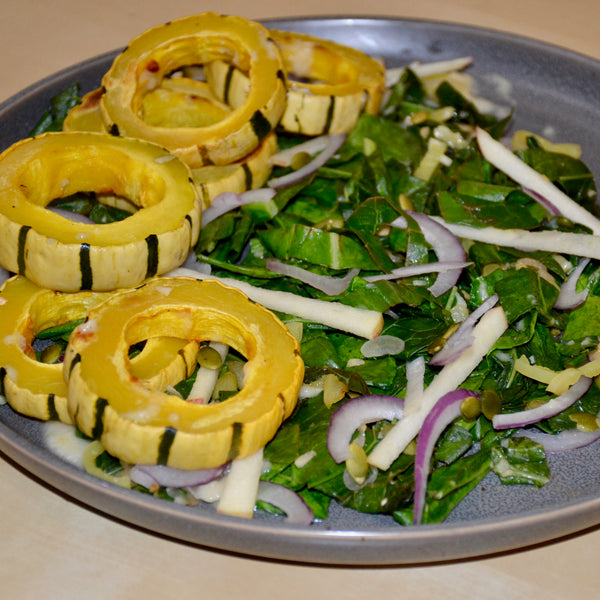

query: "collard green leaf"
(341, 113), (425, 166)
(420, 449), (492, 524)
(438, 189), (547, 229)
(491, 437), (549, 487)
(563, 294), (600, 341)
(492, 267), (560, 323)
(257, 224), (381, 270)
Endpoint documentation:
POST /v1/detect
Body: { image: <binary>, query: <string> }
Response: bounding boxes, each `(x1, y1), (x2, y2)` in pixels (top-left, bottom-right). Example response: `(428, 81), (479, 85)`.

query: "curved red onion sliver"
(48, 206), (95, 224)
(554, 258), (591, 310)
(429, 294), (499, 366)
(130, 463), (226, 489)
(413, 389), (478, 525)
(267, 134), (346, 189)
(327, 395), (405, 463)
(257, 481), (314, 525)
(493, 376), (592, 429)
(523, 187), (560, 215)
(514, 425), (600, 453)
(400, 211), (467, 297)
(265, 258), (359, 296)
(269, 135), (332, 167)
(201, 188), (276, 225)
(363, 261), (471, 283)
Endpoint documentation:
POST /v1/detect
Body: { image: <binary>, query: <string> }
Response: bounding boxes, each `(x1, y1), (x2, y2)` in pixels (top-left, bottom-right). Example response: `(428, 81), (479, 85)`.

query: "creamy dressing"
(43, 421), (90, 469)
(473, 72), (513, 119)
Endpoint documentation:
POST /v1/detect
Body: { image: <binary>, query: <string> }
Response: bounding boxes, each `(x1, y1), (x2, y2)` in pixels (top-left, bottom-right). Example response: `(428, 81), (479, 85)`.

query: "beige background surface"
(1, 1), (600, 598)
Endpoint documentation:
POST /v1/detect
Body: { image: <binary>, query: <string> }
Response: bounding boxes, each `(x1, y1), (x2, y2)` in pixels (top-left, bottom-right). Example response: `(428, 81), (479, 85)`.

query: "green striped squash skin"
(0, 132), (201, 292)
(63, 277), (304, 470)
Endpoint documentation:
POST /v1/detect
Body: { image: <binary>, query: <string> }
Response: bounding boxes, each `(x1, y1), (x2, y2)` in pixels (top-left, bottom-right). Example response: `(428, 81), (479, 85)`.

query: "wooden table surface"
(1, 1), (599, 598)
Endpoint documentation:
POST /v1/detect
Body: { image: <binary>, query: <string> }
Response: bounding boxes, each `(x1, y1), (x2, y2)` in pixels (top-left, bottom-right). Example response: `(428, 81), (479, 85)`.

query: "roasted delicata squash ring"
(0, 276), (199, 424)
(0, 131), (201, 292)
(205, 29), (386, 135)
(65, 86), (275, 209)
(63, 277), (305, 469)
(99, 13), (287, 168)
(192, 132), (277, 209)
(65, 80), (230, 133)
(63, 88), (107, 133)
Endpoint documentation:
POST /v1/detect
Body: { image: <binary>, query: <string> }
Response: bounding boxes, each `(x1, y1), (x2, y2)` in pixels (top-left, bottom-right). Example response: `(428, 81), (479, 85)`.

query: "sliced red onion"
(476, 127), (600, 235)
(201, 191), (240, 225)
(493, 376), (592, 429)
(265, 258), (359, 296)
(327, 395), (404, 463)
(256, 481), (314, 525)
(342, 465), (378, 491)
(429, 294), (499, 366)
(201, 188), (276, 225)
(554, 258), (591, 310)
(267, 133), (346, 189)
(523, 187), (560, 216)
(130, 463), (226, 489)
(514, 425), (600, 453)
(127, 466), (156, 490)
(207, 188), (275, 224)
(269, 135), (332, 167)
(48, 206), (95, 224)
(413, 389), (478, 525)
(364, 261), (472, 283)
(240, 188), (278, 204)
(391, 211), (467, 297)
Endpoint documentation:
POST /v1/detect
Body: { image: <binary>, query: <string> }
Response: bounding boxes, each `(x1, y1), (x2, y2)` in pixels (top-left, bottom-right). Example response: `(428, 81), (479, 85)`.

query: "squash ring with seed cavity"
(65, 88), (276, 209)
(99, 13), (287, 168)
(63, 276), (305, 470)
(0, 276), (199, 424)
(205, 29), (386, 136)
(0, 131), (201, 292)
(65, 78), (231, 134)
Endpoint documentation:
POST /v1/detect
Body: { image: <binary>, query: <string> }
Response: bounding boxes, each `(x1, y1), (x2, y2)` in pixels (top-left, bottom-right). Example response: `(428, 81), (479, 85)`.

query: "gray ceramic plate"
(1, 16), (600, 566)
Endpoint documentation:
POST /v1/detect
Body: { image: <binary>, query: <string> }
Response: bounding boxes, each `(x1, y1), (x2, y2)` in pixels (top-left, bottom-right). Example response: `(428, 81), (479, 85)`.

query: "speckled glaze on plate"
(1, 17), (600, 565)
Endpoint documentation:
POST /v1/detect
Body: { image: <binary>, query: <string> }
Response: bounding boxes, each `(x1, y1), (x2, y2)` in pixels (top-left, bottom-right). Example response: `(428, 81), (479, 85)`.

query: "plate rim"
(2, 14), (600, 111)
(1, 15), (600, 565)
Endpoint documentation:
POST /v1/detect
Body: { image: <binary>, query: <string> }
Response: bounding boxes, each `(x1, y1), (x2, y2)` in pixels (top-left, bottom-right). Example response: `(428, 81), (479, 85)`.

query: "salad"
(1, 13), (600, 528)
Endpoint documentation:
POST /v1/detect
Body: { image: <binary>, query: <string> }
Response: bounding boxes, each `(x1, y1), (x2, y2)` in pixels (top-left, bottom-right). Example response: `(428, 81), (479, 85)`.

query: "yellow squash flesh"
(141, 78), (231, 128)
(99, 13), (287, 168)
(205, 29), (386, 135)
(191, 132), (277, 209)
(64, 80), (230, 132)
(0, 276), (199, 424)
(0, 131), (201, 292)
(64, 85), (275, 208)
(63, 88), (107, 133)
(63, 277), (304, 469)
